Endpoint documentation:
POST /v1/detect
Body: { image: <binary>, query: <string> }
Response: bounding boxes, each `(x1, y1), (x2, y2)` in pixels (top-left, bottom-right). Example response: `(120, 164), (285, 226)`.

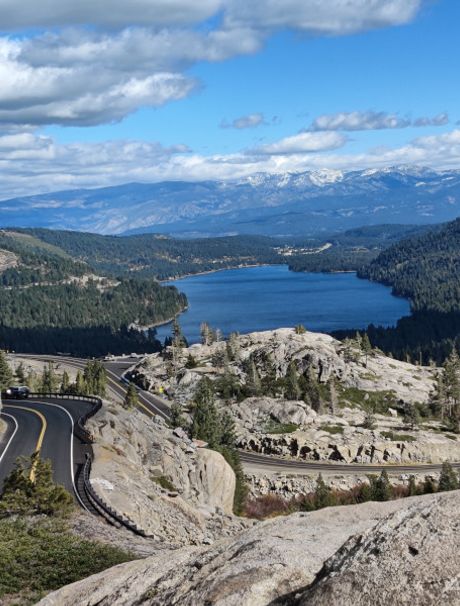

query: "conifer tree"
(442, 350), (460, 424)
(219, 410), (236, 447)
(408, 475), (418, 496)
(372, 470), (392, 501)
(403, 404), (420, 430)
(15, 362), (26, 384)
(170, 402), (187, 429)
(123, 383), (138, 409)
(327, 377), (339, 414)
(361, 333), (373, 367)
(75, 370), (86, 394)
(302, 367), (322, 412)
(438, 461), (459, 492)
(285, 360), (301, 400)
(245, 357), (262, 397)
(0, 350), (13, 392)
(423, 476), (436, 494)
(190, 377), (219, 446)
(228, 332), (240, 361)
(40, 361), (58, 393)
(172, 319), (187, 348)
(314, 474), (334, 509)
(200, 322), (212, 346)
(261, 353), (277, 397)
(25, 370), (38, 391)
(0, 454), (73, 517)
(60, 370), (71, 394)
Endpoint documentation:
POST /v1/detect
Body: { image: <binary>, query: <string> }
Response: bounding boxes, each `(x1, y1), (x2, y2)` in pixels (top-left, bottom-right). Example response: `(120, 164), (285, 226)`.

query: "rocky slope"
(37, 491), (459, 606)
(298, 492), (460, 605)
(235, 398), (460, 464)
(4, 166), (460, 237)
(134, 329), (447, 465)
(86, 403), (248, 545)
(137, 328), (435, 406)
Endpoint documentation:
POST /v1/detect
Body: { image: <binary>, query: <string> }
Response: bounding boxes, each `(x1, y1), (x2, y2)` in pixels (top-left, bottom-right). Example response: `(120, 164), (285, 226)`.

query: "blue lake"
(156, 265), (411, 344)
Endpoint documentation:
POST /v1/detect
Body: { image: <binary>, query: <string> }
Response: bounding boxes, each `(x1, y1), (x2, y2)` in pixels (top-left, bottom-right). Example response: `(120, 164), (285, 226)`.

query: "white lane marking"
(29, 401), (91, 513)
(0, 412), (19, 465)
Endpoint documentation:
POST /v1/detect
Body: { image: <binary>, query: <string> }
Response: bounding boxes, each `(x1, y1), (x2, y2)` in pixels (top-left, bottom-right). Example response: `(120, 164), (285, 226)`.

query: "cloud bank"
(308, 111), (449, 132)
(0, 0), (425, 128)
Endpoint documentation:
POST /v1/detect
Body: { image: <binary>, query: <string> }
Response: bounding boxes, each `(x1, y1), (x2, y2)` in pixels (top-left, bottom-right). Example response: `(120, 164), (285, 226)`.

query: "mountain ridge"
(1, 166), (459, 237)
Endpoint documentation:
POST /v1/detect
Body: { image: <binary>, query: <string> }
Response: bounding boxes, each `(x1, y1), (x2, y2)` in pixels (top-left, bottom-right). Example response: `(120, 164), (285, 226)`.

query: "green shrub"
(320, 424), (344, 435)
(152, 476), (176, 492)
(0, 517), (134, 605)
(339, 387), (397, 413)
(380, 431), (416, 442)
(265, 421), (299, 434)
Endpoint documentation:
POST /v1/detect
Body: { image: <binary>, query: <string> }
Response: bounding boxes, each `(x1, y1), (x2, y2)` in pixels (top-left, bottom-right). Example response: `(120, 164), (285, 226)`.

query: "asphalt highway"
(19, 354), (171, 421)
(0, 398), (94, 499)
(7, 354), (460, 477)
(239, 451), (460, 474)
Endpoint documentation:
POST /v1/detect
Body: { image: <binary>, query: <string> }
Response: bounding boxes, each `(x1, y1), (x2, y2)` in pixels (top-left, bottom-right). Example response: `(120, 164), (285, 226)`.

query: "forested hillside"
(16, 229), (281, 279)
(10, 225), (428, 280)
(359, 219), (460, 313)
(333, 218), (460, 364)
(0, 230), (186, 355)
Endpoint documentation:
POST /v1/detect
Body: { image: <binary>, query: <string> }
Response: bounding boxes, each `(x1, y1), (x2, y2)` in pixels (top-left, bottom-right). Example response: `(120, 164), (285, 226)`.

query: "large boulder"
(298, 491), (460, 605)
(86, 404), (243, 544)
(37, 493), (454, 606)
(231, 396), (317, 432)
(136, 328), (436, 406)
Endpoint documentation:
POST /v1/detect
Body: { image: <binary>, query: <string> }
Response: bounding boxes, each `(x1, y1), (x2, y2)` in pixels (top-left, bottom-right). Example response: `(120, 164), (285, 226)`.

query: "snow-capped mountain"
(1, 166), (459, 237)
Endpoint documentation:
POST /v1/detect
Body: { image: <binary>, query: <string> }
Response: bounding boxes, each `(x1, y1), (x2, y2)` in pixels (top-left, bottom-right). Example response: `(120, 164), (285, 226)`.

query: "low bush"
(152, 475), (176, 492)
(0, 517), (134, 605)
(264, 421), (299, 434)
(244, 466), (458, 520)
(320, 424), (344, 435)
(380, 431), (416, 442)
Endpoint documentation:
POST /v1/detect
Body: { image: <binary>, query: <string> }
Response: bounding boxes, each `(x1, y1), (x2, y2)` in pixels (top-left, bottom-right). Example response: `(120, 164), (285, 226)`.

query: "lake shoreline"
(161, 263), (358, 284)
(154, 265), (411, 344)
(161, 263), (278, 283)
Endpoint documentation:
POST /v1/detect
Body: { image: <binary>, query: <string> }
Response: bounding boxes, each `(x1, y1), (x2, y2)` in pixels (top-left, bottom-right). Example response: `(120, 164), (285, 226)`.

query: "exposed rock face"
(86, 404), (244, 545)
(246, 470), (439, 499)
(298, 492), (460, 606)
(232, 396), (317, 430)
(136, 328), (436, 405)
(237, 413), (460, 464)
(0, 248), (18, 271)
(135, 330), (449, 465)
(38, 493), (455, 606)
(69, 511), (172, 558)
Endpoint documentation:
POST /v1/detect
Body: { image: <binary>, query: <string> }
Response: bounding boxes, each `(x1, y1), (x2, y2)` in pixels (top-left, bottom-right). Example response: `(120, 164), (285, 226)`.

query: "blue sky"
(0, 0), (459, 197)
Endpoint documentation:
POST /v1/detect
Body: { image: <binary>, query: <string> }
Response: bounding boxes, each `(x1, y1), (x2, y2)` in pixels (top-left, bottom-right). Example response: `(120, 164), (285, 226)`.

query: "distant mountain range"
(1, 165), (459, 237)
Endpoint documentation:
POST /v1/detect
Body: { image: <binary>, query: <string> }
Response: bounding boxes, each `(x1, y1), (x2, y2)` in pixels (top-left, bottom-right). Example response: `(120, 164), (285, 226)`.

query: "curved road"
(9, 354), (459, 476)
(19, 354), (171, 421)
(0, 398), (94, 498)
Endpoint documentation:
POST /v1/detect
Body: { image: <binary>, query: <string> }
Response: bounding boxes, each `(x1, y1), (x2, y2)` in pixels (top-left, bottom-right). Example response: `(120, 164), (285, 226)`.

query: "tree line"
(245, 462), (460, 519)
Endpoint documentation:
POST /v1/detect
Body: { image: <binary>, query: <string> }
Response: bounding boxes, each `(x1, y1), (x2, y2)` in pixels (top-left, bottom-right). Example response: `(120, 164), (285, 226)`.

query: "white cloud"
(0, 0), (424, 33)
(0, 27), (264, 126)
(309, 110), (449, 131)
(0, 0), (223, 29)
(2, 128), (460, 200)
(309, 111), (410, 131)
(414, 112), (449, 127)
(224, 0), (422, 35)
(221, 113), (266, 129)
(253, 131), (347, 154)
(0, 1), (426, 128)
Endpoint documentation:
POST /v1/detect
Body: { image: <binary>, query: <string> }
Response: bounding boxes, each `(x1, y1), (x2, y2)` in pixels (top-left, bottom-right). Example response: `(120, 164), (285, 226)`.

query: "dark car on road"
(2, 386), (30, 399)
